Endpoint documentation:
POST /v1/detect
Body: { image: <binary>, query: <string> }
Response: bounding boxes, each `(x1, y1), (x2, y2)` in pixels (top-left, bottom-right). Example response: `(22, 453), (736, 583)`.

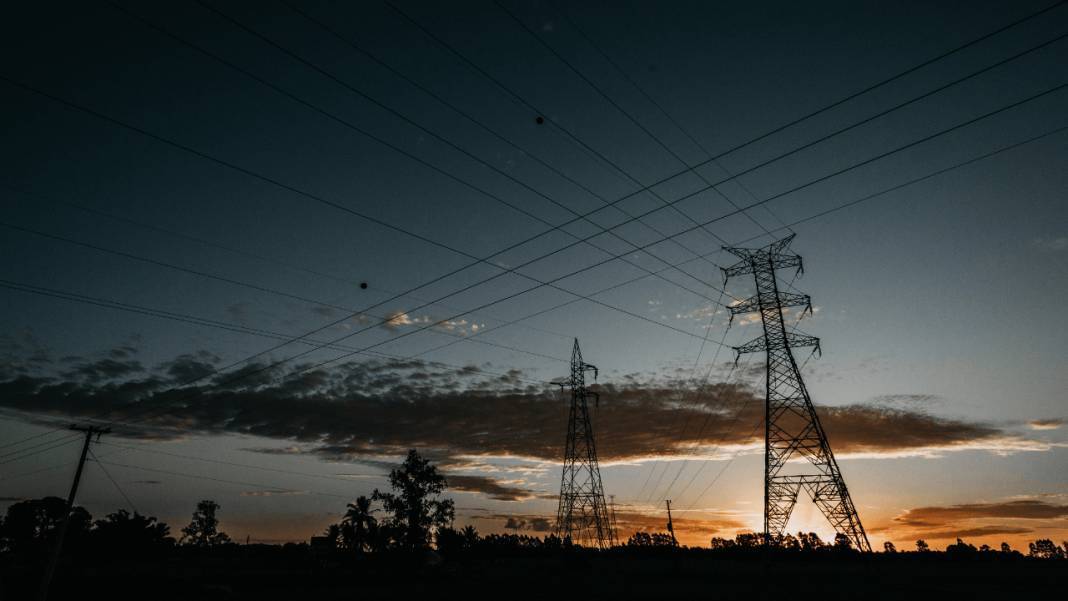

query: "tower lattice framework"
(723, 235), (871, 552)
(555, 339), (616, 548)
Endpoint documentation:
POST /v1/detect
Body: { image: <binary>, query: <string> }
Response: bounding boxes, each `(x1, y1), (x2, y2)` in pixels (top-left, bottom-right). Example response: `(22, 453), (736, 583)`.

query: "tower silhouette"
(555, 339), (616, 548)
(723, 235), (871, 551)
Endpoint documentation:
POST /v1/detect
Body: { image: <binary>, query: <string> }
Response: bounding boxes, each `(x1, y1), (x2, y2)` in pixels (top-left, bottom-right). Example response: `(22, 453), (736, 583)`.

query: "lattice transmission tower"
(555, 339), (616, 548)
(723, 235), (871, 552)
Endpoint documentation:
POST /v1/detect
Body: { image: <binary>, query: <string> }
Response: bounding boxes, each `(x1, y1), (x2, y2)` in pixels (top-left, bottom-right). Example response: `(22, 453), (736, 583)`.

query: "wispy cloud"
(1028, 418), (1064, 431)
(1033, 236), (1068, 251)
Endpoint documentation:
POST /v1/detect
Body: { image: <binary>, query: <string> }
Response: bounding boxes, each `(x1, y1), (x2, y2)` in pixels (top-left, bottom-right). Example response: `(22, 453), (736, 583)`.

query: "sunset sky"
(2, 0), (1067, 550)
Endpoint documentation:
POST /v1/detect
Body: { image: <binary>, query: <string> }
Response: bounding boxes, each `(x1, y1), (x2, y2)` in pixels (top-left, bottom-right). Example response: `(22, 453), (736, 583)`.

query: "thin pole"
(38, 425), (108, 601)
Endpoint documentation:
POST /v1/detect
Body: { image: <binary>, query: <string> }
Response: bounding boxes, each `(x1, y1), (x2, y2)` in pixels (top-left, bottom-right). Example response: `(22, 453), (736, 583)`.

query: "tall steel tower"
(555, 339), (616, 548)
(723, 235), (871, 552)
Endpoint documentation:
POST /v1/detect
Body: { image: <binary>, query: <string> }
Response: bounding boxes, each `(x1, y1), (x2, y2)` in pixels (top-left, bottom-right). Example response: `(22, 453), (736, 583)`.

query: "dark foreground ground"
(3, 547), (1066, 600)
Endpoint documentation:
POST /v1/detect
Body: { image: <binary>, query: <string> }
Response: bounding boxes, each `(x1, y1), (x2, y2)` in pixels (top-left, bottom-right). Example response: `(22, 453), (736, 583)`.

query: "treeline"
(4, 448), (1067, 562)
(0, 496), (230, 556)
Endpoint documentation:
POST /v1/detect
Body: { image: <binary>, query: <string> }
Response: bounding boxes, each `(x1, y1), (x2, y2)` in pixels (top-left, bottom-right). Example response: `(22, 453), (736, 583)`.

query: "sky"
(1, 0), (1067, 549)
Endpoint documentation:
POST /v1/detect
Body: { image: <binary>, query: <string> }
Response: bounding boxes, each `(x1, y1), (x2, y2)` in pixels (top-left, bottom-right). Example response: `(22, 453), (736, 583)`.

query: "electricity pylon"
(723, 235), (871, 552)
(555, 339), (616, 549)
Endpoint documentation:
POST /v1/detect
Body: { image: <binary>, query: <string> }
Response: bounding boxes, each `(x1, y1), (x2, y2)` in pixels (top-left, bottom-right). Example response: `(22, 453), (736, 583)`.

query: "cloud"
(240, 490), (308, 497)
(894, 500), (1068, 526)
(64, 358), (144, 382)
(1028, 419), (1064, 431)
(875, 499), (1068, 543)
(1033, 236), (1068, 251)
(0, 349), (1052, 493)
(913, 526), (1033, 540)
(446, 475), (540, 502)
(503, 516), (551, 532)
(383, 311), (430, 330)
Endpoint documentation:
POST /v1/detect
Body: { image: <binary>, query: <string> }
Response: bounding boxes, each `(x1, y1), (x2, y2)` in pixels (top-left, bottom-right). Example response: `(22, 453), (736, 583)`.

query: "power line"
(0, 427), (61, 452)
(89, 447), (139, 514)
(5, 33), (1057, 443)
(3, 182), (573, 345)
(4, 42), (1062, 450)
(97, 108), (1068, 440)
(0, 433), (83, 465)
(97, 459), (351, 500)
(388, 0), (754, 260)
(0, 278), (558, 384)
(546, 0), (793, 237)
(5, 119), (1061, 508)
(493, 0), (787, 244)
(127, 122), (1068, 499)
(97, 441), (380, 486)
(110, 0), (738, 315)
(390, 0), (1066, 245)
(0, 220), (571, 366)
(263, 80), (1068, 387)
(5, 113), (1063, 459)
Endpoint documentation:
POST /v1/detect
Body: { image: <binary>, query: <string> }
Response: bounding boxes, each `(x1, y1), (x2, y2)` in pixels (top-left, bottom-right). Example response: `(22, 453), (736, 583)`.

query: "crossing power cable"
(2, 45), (1063, 450)
(56, 95), (1068, 441)
(109, 0), (741, 313)
(4, 43), (1059, 436)
(4, 121), (1062, 499)
(388, 0), (1067, 246)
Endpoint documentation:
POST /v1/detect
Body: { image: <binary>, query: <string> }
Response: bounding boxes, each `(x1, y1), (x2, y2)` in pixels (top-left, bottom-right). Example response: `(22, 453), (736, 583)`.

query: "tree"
(1000, 542), (1012, 553)
(461, 525), (479, 548)
(1028, 539), (1064, 559)
(372, 449), (455, 551)
(915, 539), (929, 553)
(180, 500), (231, 547)
(798, 532), (825, 551)
(883, 541), (897, 553)
(92, 510), (173, 553)
(833, 533), (854, 552)
(946, 538), (977, 555)
(0, 497), (91, 553)
(626, 531), (675, 547)
(342, 495), (378, 553)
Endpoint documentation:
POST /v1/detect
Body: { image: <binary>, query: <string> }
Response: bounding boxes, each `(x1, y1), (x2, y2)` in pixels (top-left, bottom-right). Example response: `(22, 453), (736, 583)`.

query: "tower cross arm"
(733, 332), (821, 361)
(729, 292), (812, 318)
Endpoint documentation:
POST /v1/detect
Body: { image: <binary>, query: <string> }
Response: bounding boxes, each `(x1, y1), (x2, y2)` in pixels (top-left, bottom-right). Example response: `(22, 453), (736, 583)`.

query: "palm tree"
(461, 525), (479, 549)
(342, 495), (377, 553)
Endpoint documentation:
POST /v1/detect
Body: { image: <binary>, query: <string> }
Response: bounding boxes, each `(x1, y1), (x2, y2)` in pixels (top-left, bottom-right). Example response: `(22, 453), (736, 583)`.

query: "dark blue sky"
(1, 0), (1066, 546)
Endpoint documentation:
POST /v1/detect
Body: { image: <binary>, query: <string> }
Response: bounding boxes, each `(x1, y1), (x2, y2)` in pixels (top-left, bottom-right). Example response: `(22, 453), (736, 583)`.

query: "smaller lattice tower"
(555, 339), (616, 548)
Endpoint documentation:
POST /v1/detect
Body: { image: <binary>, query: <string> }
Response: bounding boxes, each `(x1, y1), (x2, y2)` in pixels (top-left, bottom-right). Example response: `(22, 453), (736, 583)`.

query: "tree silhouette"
(1028, 539), (1064, 559)
(915, 539), (930, 553)
(1000, 542), (1012, 553)
(342, 495), (378, 553)
(626, 531), (676, 547)
(180, 500), (231, 547)
(92, 509), (173, 553)
(946, 538), (977, 555)
(798, 532), (825, 551)
(883, 541), (897, 553)
(372, 449), (455, 551)
(0, 497), (91, 553)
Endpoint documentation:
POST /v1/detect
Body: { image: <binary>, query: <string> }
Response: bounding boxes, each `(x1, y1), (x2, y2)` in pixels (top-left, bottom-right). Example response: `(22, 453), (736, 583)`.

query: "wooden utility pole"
(38, 425), (109, 601)
(666, 499), (677, 547)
